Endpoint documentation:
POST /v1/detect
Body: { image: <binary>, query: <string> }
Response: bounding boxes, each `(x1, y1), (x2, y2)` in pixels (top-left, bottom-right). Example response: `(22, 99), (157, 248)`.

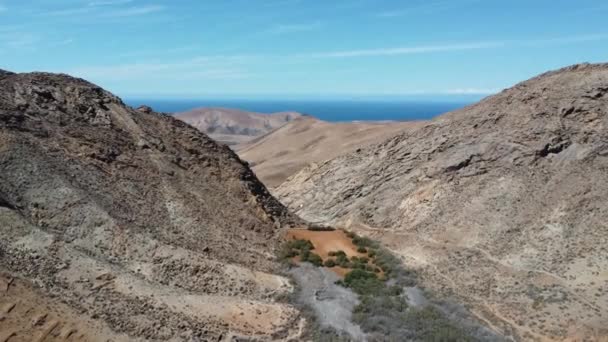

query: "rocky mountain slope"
(277, 63), (608, 341)
(0, 70), (304, 340)
(175, 107), (301, 146)
(236, 116), (420, 188)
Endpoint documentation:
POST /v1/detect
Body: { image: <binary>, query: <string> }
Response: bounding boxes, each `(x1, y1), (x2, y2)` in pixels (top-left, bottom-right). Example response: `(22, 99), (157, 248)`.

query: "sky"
(0, 0), (607, 99)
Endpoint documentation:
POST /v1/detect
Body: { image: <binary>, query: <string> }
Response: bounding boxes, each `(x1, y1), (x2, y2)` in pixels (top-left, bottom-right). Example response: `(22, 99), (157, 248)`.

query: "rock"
(136, 105), (153, 114)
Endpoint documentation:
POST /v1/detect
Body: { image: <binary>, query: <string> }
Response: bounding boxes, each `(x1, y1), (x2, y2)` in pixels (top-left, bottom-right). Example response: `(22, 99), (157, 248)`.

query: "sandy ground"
(286, 229), (366, 260)
(286, 229), (371, 277)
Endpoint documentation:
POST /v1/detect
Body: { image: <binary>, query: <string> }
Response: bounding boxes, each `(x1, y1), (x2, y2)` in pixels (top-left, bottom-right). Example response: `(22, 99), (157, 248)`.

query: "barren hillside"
(175, 107), (301, 146)
(0, 70), (304, 340)
(237, 116), (420, 188)
(277, 63), (608, 340)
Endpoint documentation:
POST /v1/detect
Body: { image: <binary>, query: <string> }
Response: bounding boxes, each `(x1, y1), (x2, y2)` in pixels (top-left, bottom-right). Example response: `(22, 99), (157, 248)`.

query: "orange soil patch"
(286, 229), (366, 260)
(286, 229), (379, 278)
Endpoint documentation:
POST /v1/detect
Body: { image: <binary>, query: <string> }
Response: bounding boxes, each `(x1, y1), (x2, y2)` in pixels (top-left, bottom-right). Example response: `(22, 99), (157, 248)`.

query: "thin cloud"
(104, 5), (165, 17)
(43, 3), (164, 18)
(0, 5), (6, 13)
(517, 33), (608, 46)
(306, 42), (504, 58)
(269, 22), (323, 34)
(65, 56), (255, 82)
(303, 33), (608, 59)
(376, 0), (481, 17)
(89, 0), (134, 6)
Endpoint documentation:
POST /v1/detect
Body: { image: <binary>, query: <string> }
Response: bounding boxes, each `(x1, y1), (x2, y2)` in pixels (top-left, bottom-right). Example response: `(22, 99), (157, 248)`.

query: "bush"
(329, 250), (347, 258)
(324, 259), (336, 267)
(338, 260), (352, 268)
(308, 225), (335, 231)
(288, 239), (314, 251)
(306, 252), (323, 267)
(367, 249), (377, 258)
(335, 252), (349, 265)
(343, 269), (385, 296)
(352, 236), (376, 248)
(357, 246), (368, 253)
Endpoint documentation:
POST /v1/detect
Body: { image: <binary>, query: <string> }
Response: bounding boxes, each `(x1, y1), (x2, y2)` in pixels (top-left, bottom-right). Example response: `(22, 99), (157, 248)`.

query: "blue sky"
(0, 0), (607, 99)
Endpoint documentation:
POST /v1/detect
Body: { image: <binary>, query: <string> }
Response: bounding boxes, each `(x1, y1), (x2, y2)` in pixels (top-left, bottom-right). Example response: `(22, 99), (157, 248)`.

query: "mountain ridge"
(0, 69), (304, 340)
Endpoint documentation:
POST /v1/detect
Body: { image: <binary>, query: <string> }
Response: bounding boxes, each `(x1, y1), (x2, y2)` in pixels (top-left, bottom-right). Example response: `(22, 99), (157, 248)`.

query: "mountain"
(0, 70), (304, 340)
(175, 107), (302, 146)
(237, 116), (421, 188)
(276, 63), (608, 340)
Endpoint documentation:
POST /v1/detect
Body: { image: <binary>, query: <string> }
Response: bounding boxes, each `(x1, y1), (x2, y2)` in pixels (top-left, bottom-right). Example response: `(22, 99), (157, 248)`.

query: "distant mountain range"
(236, 115), (420, 187)
(175, 107), (302, 145)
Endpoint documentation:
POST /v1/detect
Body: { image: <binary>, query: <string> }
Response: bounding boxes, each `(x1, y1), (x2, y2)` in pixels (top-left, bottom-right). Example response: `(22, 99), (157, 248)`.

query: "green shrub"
(324, 259), (336, 267)
(287, 239), (314, 251)
(336, 253), (349, 265)
(357, 246), (367, 253)
(352, 262), (366, 270)
(308, 225), (335, 231)
(367, 249), (377, 258)
(338, 260), (352, 268)
(331, 250), (347, 258)
(359, 256), (369, 263)
(300, 249), (311, 262)
(308, 253), (323, 266)
(352, 235), (375, 248)
(343, 269), (385, 296)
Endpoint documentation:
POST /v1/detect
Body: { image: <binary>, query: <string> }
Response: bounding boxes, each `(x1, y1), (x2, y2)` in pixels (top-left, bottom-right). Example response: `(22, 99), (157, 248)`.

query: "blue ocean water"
(124, 98), (473, 122)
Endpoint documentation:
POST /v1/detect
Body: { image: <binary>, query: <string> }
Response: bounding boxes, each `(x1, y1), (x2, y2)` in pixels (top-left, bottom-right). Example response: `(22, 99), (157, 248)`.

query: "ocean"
(124, 98), (474, 122)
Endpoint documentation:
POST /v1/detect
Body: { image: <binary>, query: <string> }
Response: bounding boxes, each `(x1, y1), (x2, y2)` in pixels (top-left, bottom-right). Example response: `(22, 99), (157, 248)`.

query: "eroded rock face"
(0, 71), (303, 340)
(277, 63), (608, 340)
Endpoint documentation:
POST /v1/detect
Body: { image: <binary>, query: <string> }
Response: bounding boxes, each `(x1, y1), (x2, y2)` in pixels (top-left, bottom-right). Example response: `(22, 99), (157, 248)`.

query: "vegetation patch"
(281, 239), (323, 266)
(307, 224), (336, 232)
(339, 231), (472, 341)
(281, 230), (476, 341)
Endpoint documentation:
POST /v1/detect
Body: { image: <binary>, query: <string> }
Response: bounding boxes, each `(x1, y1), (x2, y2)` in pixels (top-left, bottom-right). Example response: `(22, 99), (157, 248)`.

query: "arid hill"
(237, 116), (420, 188)
(175, 107), (301, 146)
(0, 70), (304, 340)
(277, 63), (608, 340)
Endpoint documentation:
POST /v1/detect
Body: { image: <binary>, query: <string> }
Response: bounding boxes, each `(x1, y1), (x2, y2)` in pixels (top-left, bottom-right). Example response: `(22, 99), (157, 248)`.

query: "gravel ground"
(289, 263), (366, 341)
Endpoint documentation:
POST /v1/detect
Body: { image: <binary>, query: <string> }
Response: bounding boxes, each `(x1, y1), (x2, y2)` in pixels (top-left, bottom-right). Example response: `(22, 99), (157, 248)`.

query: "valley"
(276, 63), (608, 341)
(1, 63), (607, 341)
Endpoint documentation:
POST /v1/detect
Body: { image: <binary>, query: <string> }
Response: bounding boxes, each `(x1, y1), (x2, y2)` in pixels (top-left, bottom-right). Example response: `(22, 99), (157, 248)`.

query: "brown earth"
(175, 107), (301, 146)
(0, 70), (304, 341)
(285, 229), (377, 278)
(237, 116), (420, 187)
(277, 63), (608, 341)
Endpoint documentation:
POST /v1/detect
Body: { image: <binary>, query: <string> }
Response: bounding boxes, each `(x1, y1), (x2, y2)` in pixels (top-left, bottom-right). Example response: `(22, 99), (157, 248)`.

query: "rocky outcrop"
(277, 63), (608, 340)
(0, 71), (303, 340)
